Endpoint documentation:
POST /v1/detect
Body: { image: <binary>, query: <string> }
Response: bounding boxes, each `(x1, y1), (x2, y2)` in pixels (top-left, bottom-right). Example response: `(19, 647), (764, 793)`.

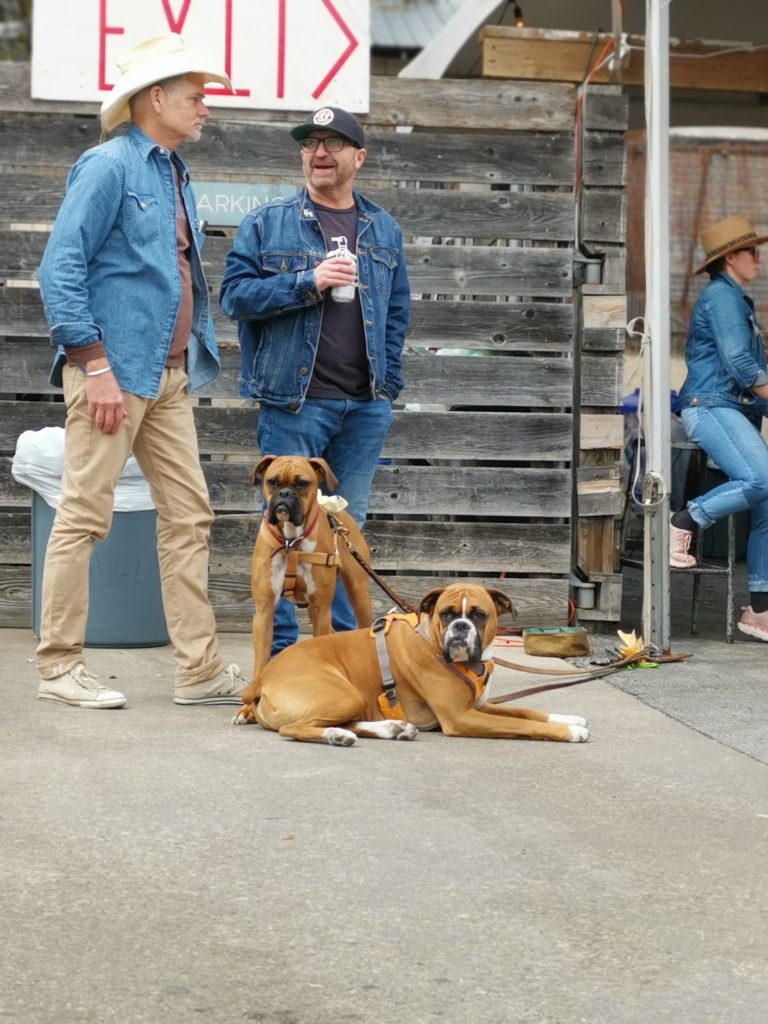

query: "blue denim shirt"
(677, 271), (768, 417)
(38, 125), (220, 397)
(219, 186), (410, 410)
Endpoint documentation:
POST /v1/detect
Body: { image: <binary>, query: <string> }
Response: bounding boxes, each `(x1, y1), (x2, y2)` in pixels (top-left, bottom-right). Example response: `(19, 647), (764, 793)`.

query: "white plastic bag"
(11, 427), (156, 511)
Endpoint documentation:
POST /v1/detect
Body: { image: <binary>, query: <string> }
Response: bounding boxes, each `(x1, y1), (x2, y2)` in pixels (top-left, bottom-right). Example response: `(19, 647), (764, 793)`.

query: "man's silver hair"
(128, 74), (187, 117)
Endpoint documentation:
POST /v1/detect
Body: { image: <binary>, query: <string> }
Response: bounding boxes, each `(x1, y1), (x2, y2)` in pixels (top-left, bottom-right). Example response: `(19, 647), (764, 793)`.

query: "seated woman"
(673, 215), (768, 640)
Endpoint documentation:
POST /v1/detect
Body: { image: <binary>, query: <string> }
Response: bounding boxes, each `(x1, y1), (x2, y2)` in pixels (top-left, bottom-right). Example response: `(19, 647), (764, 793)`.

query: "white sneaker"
(38, 663), (127, 709)
(173, 663), (244, 705)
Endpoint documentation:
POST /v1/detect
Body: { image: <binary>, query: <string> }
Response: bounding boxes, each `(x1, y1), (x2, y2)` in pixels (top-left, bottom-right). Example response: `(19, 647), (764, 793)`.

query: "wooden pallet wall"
(0, 64), (627, 631)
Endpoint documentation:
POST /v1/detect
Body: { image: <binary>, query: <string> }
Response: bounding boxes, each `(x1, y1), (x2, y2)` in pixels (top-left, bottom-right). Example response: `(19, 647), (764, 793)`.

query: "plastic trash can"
(14, 427), (169, 648)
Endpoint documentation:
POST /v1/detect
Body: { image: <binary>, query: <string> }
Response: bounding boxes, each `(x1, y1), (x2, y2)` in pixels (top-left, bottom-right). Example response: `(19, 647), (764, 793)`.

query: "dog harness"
(259, 507), (341, 605)
(369, 612), (495, 720)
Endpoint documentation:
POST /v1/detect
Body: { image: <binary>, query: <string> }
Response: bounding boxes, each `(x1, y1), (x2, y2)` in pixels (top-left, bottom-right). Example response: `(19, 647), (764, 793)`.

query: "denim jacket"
(219, 186), (410, 410)
(38, 125), (220, 397)
(677, 271), (768, 417)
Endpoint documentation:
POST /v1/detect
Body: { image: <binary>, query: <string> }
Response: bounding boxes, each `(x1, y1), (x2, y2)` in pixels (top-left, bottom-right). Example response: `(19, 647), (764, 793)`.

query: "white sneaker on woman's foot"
(38, 663), (127, 709)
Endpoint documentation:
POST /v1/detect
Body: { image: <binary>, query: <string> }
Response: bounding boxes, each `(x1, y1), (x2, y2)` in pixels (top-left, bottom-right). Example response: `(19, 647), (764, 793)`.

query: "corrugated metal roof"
(371, 0), (466, 50)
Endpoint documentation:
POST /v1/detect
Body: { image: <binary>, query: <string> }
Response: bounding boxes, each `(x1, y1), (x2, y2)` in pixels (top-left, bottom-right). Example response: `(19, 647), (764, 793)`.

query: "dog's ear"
(308, 457), (338, 494)
(486, 588), (516, 620)
(419, 588), (445, 617)
(249, 455), (275, 487)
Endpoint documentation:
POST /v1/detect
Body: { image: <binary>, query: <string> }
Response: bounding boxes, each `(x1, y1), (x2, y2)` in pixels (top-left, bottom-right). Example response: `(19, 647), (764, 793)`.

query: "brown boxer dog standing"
(248, 454), (373, 683)
(234, 582), (589, 745)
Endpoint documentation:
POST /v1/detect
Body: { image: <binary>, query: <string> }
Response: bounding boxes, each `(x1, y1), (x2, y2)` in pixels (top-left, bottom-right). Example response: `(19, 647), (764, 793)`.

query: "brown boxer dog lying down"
(248, 455), (373, 684)
(233, 583), (589, 745)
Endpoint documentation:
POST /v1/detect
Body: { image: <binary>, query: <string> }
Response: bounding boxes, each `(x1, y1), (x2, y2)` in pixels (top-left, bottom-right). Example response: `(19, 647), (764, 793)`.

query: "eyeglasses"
(299, 136), (351, 153)
(734, 246), (758, 257)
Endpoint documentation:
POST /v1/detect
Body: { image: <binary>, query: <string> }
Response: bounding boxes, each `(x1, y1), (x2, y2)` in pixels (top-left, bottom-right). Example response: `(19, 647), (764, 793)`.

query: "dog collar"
(261, 506), (322, 551)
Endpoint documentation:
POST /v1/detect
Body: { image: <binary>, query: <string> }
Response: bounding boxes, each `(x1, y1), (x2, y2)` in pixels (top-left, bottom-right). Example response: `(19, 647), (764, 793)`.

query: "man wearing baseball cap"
(35, 34), (244, 708)
(220, 106), (411, 656)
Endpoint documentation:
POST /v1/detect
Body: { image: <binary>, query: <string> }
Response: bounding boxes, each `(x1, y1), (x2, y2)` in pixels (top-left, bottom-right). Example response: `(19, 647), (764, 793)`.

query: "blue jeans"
(257, 396), (393, 653)
(681, 405), (768, 591)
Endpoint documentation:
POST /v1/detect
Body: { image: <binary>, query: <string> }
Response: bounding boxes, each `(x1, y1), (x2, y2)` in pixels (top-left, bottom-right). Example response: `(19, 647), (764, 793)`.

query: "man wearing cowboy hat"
(35, 34), (244, 708)
(674, 214), (768, 641)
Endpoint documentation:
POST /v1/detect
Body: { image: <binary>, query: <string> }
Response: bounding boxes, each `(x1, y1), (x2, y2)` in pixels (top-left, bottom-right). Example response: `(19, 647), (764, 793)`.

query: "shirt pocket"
(122, 190), (161, 246)
(368, 244), (398, 297)
(262, 252), (311, 274)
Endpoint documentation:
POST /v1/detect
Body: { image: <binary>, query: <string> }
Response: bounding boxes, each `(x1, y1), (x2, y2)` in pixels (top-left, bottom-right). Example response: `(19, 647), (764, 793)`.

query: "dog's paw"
(567, 724), (590, 742)
(356, 719), (419, 741)
(232, 706), (254, 726)
(323, 727), (356, 746)
(397, 722), (419, 741)
(549, 713), (588, 728)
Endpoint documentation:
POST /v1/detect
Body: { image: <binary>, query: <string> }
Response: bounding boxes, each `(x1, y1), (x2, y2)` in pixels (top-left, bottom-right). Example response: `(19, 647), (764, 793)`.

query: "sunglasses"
(733, 246), (758, 257)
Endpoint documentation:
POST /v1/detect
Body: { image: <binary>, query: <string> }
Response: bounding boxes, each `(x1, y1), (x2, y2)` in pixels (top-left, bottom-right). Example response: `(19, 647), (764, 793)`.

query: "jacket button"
(300, 366), (307, 375)
(691, 397), (699, 405)
(289, 401), (297, 410)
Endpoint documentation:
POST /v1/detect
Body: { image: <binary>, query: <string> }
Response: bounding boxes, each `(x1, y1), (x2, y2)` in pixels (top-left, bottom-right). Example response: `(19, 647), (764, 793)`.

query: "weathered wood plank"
(0, 230), (577, 297)
(581, 353), (623, 407)
(0, 567), (572, 631)
(206, 516), (571, 574)
(402, 354), (574, 407)
(1, 457), (572, 517)
(0, 401), (574, 461)
(0, 510), (571, 574)
(1, 114), (626, 188)
(0, 175), (625, 243)
(480, 26), (768, 94)
(0, 288), (580, 354)
(0, 339), (578, 409)
(0, 63), (627, 133)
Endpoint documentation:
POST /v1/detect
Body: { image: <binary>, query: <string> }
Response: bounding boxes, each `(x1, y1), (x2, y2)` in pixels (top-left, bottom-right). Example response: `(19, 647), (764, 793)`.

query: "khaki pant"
(36, 366), (223, 688)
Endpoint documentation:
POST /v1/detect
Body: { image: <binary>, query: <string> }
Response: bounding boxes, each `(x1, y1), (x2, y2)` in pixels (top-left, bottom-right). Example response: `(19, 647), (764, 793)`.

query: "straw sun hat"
(694, 214), (768, 274)
(100, 33), (232, 133)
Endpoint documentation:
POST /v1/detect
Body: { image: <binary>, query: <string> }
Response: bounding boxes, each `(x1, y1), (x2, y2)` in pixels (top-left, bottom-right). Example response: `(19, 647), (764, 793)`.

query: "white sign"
(31, 0), (370, 112)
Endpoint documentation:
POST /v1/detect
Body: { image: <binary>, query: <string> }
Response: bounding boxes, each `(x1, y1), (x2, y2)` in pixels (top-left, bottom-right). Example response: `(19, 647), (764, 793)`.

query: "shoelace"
(71, 664), (103, 691)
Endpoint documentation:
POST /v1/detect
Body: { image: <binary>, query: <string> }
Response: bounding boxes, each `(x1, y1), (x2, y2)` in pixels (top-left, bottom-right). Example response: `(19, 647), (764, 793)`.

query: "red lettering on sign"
(160, 0), (192, 34)
(98, 0), (125, 91)
(276, 0), (287, 99)
(313, 0), (358, 99)
(204, 0), (250, 96)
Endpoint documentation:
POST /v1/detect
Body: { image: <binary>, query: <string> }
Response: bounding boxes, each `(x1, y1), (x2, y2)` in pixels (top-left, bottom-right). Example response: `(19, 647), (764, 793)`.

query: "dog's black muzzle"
(268, 487), (304, 528)
(442, 617), (483, 663)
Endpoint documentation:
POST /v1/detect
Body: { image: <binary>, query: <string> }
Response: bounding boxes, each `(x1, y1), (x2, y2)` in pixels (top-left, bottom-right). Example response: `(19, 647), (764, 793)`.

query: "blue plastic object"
(31, 493), (169, 648)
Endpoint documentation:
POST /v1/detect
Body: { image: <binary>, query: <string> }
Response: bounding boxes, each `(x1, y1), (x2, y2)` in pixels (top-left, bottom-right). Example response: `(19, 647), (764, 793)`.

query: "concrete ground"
(2, 567), (768, 1024)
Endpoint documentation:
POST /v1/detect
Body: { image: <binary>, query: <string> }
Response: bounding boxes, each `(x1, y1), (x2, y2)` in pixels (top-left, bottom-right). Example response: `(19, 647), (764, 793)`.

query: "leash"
(488, 647), (691, 703)
(332, 519), (418, 615)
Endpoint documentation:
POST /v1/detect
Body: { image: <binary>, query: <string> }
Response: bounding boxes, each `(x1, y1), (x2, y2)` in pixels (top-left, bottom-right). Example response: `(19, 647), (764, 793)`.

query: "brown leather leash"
(488, 648), (691, 703)
(332, 519), (418, 615)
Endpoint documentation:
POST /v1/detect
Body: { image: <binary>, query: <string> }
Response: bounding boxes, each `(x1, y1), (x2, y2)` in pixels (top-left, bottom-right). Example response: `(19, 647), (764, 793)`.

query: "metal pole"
(642, 0), (672, 651)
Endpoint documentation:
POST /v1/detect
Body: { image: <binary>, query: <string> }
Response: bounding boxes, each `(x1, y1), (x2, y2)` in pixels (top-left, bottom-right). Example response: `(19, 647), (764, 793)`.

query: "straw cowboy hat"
(100, 33), (232, 133)
(694, 214), (768, 274)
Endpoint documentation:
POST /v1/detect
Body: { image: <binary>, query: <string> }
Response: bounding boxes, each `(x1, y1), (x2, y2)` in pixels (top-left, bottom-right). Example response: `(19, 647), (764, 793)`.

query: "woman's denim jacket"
(219, 187), (410, 410)
(38, 125), (220, 398)
(677, 271), (768, 418)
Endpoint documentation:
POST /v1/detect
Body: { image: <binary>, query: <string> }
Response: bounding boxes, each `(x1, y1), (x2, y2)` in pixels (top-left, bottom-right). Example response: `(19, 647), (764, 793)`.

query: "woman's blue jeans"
(256, 397), (393, 653)
(681, 405), (768, 591)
